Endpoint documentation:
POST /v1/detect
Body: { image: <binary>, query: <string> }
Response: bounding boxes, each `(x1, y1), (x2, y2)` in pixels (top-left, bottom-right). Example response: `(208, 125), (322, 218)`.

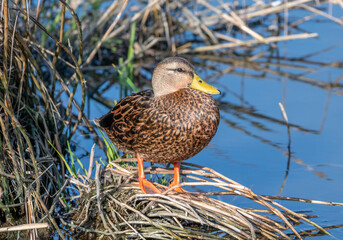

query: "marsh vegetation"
(1, 0), (343, 239)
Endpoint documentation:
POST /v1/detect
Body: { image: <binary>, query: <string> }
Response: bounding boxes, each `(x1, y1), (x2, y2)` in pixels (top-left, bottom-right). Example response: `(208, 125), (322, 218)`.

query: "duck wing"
(98, 90), (162, 153)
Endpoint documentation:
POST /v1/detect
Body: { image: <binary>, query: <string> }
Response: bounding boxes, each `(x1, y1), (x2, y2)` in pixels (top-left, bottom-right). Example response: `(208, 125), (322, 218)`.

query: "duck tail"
(93, 118), (101, 127)
(94, 112), (114, 129)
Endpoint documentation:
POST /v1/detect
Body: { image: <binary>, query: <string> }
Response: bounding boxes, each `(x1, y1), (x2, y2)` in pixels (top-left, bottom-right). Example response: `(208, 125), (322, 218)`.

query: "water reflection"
(83, 2), (343, 238)
(189, 42), (343, 184)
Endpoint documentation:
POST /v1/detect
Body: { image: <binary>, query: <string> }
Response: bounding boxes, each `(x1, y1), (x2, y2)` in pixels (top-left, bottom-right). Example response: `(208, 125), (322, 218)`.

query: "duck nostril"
(199, 80), (203, 83)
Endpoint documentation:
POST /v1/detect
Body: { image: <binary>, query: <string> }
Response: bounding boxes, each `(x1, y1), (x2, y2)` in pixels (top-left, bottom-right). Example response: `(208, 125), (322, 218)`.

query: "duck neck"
(152, 75), (180, 97)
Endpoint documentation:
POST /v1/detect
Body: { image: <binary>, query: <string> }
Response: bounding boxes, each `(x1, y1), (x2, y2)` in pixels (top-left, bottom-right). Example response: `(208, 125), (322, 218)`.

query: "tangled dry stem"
(64, 157), (332, 240)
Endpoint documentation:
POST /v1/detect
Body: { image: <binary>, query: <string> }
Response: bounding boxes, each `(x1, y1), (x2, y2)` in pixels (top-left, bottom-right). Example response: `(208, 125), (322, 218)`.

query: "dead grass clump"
(63, 159), (331, 240)
(0, 0), (93, 238)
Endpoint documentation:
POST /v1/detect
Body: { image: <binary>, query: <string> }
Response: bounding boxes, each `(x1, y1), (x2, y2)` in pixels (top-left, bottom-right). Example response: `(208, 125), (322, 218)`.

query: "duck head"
(152, 57), (221, 97)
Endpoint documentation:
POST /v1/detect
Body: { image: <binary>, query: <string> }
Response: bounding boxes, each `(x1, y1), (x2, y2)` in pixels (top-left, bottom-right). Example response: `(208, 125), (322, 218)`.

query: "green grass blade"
(48, 140), (77, 178)
(67, 141), (76, 176)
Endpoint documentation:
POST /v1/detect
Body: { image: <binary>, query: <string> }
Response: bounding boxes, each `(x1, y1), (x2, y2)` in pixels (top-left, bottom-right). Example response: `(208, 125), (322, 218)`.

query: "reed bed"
(62, 157), (335, 239)
(1, 0), (343, 239)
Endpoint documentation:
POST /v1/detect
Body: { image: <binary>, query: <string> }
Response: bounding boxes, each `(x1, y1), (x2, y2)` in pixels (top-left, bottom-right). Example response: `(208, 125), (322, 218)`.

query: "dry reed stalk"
(239, 0), (314, 19)
(0, 223), (49, 232)
(182, 33), (318, 53)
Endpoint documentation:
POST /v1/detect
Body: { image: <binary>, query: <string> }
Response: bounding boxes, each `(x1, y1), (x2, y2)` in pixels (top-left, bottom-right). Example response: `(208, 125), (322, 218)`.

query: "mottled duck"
(97, 57), (220, 193)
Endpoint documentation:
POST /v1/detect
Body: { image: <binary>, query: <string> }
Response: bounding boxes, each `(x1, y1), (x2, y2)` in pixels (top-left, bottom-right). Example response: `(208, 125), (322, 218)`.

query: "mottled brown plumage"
(98, 57), (220, 164)
(99, 88), (219, 163)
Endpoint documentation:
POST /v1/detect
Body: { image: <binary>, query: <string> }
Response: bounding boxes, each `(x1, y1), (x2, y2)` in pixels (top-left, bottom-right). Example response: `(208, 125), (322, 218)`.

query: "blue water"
(70, 5), (343, 239)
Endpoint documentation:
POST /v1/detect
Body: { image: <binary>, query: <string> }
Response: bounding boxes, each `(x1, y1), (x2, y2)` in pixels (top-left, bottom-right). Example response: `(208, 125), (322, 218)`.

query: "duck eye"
(177, 68), (184, 73)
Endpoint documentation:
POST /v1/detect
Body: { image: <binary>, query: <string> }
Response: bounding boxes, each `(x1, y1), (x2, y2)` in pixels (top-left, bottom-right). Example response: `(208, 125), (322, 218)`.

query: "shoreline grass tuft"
(63, 154), (334, 239)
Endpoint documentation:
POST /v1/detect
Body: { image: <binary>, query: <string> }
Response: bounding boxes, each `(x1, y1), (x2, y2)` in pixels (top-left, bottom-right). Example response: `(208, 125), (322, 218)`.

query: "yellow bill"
(188, 74), (221, 95)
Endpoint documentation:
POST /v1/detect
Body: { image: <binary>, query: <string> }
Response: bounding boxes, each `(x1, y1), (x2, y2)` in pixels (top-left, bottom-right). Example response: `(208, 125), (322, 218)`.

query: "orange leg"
(136, 153), (161, 194)
(169, 162), (186, 193)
